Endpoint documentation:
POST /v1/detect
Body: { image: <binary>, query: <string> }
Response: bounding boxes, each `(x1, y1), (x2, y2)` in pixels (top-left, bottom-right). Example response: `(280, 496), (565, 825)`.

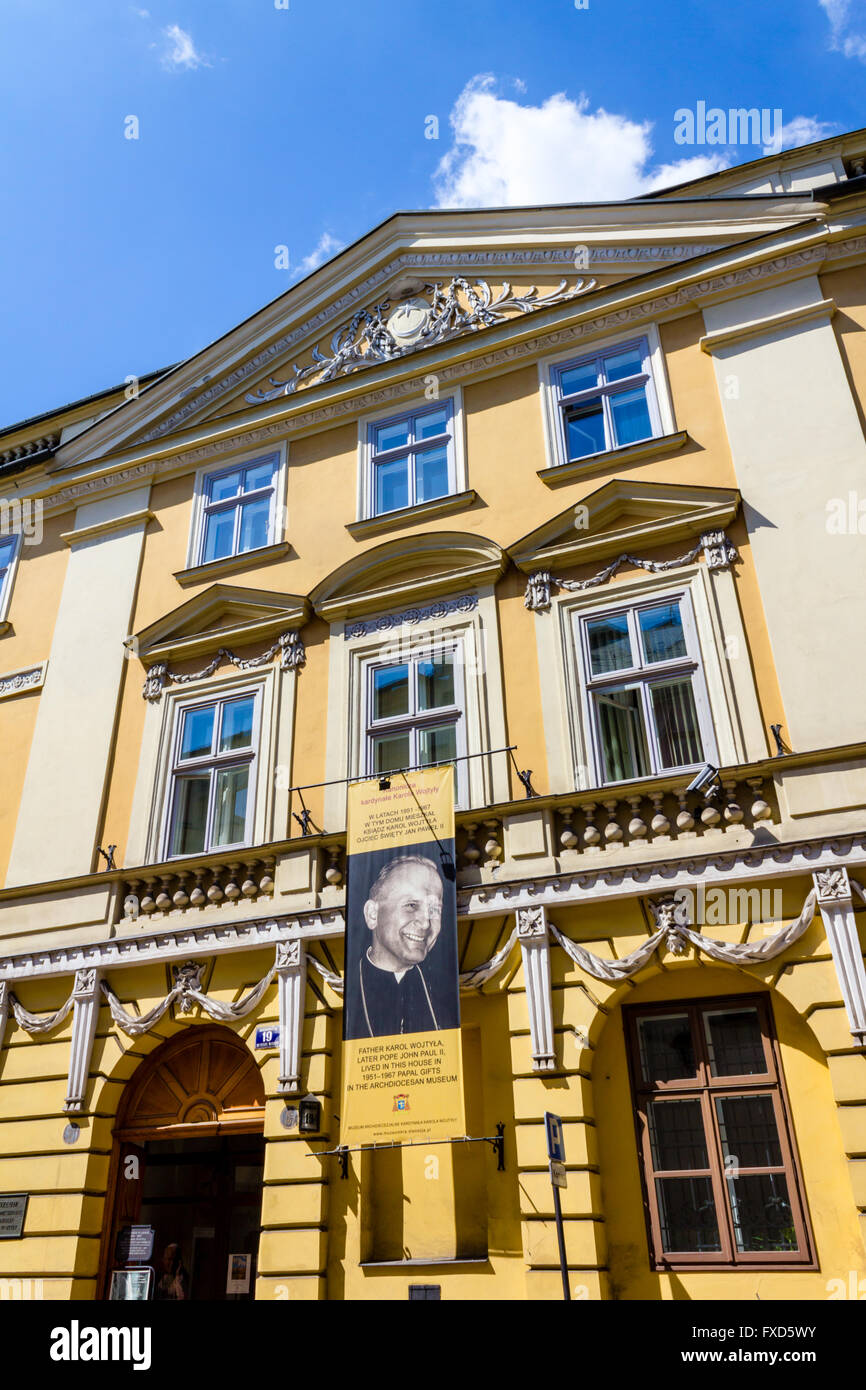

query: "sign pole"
(544, 1112), (570, 1302)
(551, 1167), (570, 1303)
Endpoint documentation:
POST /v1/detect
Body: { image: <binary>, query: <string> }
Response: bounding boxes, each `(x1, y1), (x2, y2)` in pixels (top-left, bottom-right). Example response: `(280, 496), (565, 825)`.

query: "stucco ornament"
(648, 897), (689, 956)
(246, 276), (596, 402)
(815, 868), (851, 902)
(142, 631), (305, 700)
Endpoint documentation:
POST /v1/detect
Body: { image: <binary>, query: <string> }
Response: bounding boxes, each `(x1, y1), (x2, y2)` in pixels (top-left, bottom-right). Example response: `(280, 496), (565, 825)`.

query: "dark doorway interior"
(140, 1133), (265, 1301)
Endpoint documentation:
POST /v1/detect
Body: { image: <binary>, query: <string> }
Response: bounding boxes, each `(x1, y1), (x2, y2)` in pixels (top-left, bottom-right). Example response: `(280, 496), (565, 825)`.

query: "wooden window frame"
(366, 400), (456, 518)
(574, 589), (718, 787)
(162, 688), (261, 860)
(363, 645), (467, 806)
(624, 994), (815, 1271)
(552, 336), (662, 464)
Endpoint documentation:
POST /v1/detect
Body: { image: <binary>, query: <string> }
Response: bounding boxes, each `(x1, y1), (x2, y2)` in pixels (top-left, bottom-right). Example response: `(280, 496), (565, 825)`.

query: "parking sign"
(545, 1112), (566, 1162)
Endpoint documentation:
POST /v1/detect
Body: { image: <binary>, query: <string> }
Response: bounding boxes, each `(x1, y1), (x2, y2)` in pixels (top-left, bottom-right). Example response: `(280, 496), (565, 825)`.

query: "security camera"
(686, 763), (721, 798)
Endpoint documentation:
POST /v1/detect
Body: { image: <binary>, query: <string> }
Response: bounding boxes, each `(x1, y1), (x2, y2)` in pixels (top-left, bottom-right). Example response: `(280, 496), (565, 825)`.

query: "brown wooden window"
(624, 996), (814, 1269)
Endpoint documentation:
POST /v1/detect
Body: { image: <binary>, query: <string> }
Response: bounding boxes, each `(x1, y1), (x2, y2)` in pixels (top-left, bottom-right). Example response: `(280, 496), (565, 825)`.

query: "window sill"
(0, 621), (10, 637)
(347, 489), (477, 540)
(359, 1256), (489, 1268)
(538, 430), (689, 487)
(173, 541), (291, 588)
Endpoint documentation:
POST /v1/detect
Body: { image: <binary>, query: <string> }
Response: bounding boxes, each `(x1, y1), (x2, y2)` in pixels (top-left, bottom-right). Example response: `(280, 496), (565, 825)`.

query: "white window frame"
(186, 444), (288, 569)
(363, 644), (468, 803)
(0, 532), (22, 626)
(574, 589), (717, 787)
(538, 325), (675, 471)
(160, 682), (264, 860)
(356, 387), (468, 521)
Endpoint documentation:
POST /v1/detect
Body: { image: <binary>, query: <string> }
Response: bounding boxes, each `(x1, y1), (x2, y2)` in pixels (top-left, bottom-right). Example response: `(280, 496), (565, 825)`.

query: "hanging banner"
(341, 766), (464, 1147)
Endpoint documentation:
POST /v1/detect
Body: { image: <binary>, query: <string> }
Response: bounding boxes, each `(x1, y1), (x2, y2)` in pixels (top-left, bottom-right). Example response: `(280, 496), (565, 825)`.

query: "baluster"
(155, 876), (173, 912)
(259, 858), (276, 895)
(242, 860), (259, 898)
(723, 780), (744, 826)
(172, 874), (190, 910)
(140, 878), (157, 914)
(224, 864), (242, 901)
(207, 869), (225, 905)
(603, 799), (623, 845)
(189, 873), (206, 909)
(583, 801), (601, 849)
(627, 797), (648, 841)
(676, 789), (696, 835)
(559, 806), (578, 851)
(462, 823), (481, 867)
(324, 847), (343, 887)
(649, 792), (670, 839)
(483, 819), (503, 867)
(747, 778), (773, 822)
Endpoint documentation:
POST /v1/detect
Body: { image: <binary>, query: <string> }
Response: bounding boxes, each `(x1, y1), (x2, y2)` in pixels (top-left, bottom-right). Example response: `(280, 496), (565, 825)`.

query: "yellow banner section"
(341, 1028), (465, 1146)
(347, 767), (453, 856)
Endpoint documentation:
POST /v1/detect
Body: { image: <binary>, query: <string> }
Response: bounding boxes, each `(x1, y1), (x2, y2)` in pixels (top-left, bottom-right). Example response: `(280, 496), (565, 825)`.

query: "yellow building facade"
(1, 130), (866, 1301)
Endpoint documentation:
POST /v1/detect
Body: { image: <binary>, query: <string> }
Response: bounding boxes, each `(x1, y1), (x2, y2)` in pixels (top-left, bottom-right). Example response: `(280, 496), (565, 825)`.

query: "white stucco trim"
(354, 384), (467, 522)
(184, 437), (289, 569)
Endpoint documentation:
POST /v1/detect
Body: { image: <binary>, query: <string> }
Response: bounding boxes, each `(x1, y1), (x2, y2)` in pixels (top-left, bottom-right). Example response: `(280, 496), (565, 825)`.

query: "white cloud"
(133, 7), (150, 17)
(762, 115), (839, 156)
(293, 233), (345, 279)
(819, 0), (866, 59)
(160, 23), (210, 71)
(433, 77), (727, 207)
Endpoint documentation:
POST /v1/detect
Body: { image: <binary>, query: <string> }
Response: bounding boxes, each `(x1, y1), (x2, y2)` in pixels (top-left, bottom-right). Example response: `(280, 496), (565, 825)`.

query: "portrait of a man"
(343, 851), (460, 1040)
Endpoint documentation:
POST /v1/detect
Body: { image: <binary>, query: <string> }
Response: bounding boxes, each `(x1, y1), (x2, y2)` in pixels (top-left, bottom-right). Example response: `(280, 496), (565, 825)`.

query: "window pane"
(559, 360), (599, 395)
(715, 1095), (783, 1169)
(238, 497), (271, 553)
(704, 1009), (768, 1077)
(650, 678), (703, 768)
(202, 509), (236, 563)
(564, 400), (606, 459)
(0, 537), (15, 572)
(243, 460), (274, 492)
(373, 665), (409, 720)
(373, 732), (410, 774)
(209, 470), (242, 503)
(595, 687), (650, 782)
(417, 654), (455, 710)
(375, 419), (410, 453)
(212, 766), (249, 846)
(648, 1099), (708, 1170)
(180, 706), (215, 760)
(726, 1173), (796, 1252)
(604, 346), (644, 382)
(415, 445), (449, 503)
(586, 614), (632, 675)
(637, 1014), (696, 1082)
(639, 603), (687, 664)
(170, 776), (210, 856)
(610, 386), (652, 446)
(375, 457), (409, 513)
(219, 698), (255, 752)
(656, 1177), (721, 1252)
(419, 723), (457, 767)
(416, 408), (448, 440)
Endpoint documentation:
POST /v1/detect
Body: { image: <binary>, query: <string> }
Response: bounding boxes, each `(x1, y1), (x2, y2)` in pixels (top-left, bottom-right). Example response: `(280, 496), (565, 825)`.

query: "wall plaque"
(115, 1224), (155, 1264)
(0, 1194), (28, 1239)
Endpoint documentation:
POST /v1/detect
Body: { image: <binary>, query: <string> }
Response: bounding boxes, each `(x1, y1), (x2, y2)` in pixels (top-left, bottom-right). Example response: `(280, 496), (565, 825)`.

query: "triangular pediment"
(45, 197), (799, 474)
(311, 531), (505, 623)
(508, 481), (741, 572)
(135, 584), (309, 662)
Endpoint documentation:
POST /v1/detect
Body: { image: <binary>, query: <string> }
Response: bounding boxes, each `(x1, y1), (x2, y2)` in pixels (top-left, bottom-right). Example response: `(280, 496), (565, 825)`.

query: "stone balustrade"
(122, 856), (276, 921)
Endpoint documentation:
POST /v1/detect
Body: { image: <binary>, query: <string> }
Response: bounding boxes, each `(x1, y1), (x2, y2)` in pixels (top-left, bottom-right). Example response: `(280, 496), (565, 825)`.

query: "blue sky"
(0, 0), (863, 428)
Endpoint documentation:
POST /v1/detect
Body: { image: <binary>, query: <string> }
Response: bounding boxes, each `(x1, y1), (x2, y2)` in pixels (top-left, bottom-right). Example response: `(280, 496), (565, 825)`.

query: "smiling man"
(345, 854), (459, 1039)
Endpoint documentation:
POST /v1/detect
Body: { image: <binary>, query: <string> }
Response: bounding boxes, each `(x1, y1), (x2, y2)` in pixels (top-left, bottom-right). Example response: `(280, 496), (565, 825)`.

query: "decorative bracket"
(517, 906), (556, 1072)
(813, 869), (866, 1044)
(276, 940), (306, 1095)
(64, 969), (101, 1113)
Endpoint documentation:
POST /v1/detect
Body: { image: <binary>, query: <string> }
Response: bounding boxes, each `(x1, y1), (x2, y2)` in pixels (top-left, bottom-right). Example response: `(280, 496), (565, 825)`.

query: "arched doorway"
(99, 1025), (266, 1301)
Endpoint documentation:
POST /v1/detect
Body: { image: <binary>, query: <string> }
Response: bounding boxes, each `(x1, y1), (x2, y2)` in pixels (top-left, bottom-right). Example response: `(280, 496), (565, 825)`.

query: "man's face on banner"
(364, 862), (444, 972)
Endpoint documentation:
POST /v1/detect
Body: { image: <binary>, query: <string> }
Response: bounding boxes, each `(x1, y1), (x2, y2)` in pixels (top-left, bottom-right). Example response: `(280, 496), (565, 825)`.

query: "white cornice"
(699, 297), (836, 353)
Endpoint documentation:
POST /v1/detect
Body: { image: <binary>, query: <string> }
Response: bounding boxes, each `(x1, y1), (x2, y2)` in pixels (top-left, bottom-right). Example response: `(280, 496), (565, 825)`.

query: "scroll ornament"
(524, 533), (737, 612)
(143, 630), (305, 701)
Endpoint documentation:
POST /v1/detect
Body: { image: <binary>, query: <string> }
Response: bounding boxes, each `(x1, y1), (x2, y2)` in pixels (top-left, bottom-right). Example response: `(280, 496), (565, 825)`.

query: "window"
(196, 455), (278, 566)
(625, 997), (813, 1268)
(165, 691), (260, 857)
(365, 648), (465, 800)
(551, 339), (660, 463)
(0, 534), (19, 618)
(576, 594), (715, 785)
(367, 402), (455, 516)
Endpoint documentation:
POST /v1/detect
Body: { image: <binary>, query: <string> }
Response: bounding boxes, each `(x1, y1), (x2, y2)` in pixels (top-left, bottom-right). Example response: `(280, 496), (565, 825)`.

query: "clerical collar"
(366, 945), (409, 983)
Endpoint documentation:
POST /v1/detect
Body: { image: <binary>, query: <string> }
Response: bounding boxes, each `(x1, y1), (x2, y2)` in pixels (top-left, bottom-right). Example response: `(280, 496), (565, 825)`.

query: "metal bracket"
(491, 1122), (506, 1171)
(96, 844), (117, 871)
(337, 1145), (350, 1180)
